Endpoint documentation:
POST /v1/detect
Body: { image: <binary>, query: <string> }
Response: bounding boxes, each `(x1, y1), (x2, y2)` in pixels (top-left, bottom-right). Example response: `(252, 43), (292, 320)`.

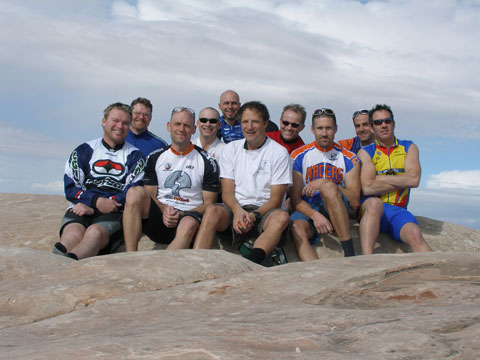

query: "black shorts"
(218, 203), (289, 247)
(59, 209), (123, 254)
(142, 198), (202, 244)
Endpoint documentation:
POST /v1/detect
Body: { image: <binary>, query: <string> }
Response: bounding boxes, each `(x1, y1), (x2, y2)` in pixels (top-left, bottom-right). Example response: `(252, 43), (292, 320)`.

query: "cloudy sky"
(1, 0), (479, 229)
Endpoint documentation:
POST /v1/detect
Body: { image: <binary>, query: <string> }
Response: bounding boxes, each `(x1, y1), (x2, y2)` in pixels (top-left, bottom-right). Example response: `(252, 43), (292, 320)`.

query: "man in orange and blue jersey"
(290, 108), (361, 260)
(357, 104), (431, 254)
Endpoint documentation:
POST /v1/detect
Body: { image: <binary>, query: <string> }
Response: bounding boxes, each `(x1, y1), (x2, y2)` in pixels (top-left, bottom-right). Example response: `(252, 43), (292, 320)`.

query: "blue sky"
(1, 0), (479, 229)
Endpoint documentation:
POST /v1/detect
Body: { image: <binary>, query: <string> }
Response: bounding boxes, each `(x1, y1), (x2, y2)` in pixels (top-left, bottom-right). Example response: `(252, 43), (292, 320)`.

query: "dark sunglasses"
(312, 108), (335, 117)
(352, 109), (369, 120)
(199, 118), (218, 124)
(281, 120), (301, 128)
(373, 118), (394, 126)
(172, 107), (195, 117)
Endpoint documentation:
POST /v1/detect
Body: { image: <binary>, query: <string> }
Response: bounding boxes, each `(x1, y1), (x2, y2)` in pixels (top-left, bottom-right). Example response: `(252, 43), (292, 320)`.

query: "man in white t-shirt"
(122, 107), (220, 251)
(192, 107), (226, 165)
(194, 101), (292, 265)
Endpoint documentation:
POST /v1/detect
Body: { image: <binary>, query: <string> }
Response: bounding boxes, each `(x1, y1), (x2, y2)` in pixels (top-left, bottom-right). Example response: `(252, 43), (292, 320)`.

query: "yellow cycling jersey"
(362, 138), (413, 208)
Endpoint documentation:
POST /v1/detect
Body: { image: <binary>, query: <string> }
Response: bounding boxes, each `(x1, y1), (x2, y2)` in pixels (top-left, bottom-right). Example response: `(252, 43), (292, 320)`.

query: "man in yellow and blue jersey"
(357, 104), (431, 254)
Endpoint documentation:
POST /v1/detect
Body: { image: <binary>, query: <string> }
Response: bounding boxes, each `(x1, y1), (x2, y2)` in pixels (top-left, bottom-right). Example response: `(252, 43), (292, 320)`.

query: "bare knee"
(268, 210), (290, 231)
(400, 223), (424, 245)
(363, 198), (384, 217)
(178, 216), (200, 235)
(126, 186), (148, 206)
(291, 220), (311, 246)
(318, 181), (340, 202)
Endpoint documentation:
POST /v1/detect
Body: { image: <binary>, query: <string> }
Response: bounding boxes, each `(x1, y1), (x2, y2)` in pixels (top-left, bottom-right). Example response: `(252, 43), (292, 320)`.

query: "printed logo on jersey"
(92, 159), (125, 176)
(69, 150), (81, 184)
(164, 170), (192, 202)
(259, 160), (269, 174)
(305, 163), (344, 185)
(132, 158), (146, 176)
(329, 152), (338, 161)
(164, 162), (172, 170)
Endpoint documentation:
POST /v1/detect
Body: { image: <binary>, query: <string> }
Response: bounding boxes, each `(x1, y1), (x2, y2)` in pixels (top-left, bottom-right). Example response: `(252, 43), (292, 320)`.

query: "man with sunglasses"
(267, 104), (306, 154)
(122, 107), (220, 251)
(357, 104), (430, 254)
(194, 101), (291, 265)
(338, 109), (374, 154)
(53, 103), (146, 260)
(192, 107), (226, 164)
(126, 97), (168, 157)
(290, 108), (361, 260)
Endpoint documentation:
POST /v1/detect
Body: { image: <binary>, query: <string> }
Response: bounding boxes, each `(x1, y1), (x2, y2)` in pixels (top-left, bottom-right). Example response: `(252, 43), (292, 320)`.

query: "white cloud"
(0, 122), (72, 160)
(426, 170), (480, 190)
(409, 187), (480, 229)
(32, 180), (63, 193)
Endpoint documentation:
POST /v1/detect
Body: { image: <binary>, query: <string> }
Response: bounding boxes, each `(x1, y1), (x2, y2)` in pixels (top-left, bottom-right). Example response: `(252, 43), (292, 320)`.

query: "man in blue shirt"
(218, 90), (279, 143)
(126, 97), (168, 157)
(218, 90), (243, 143)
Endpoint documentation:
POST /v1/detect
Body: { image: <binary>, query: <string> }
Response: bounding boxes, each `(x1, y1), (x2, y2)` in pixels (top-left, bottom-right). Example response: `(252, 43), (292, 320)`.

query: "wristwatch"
(252, 211), (262, 221)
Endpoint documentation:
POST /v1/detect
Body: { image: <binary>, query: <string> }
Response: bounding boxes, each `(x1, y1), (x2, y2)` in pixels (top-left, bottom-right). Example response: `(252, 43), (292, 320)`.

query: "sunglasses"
(352, 109), (369, 120)
(373, 118), (394, 126)
(281, 120), (301, 128)
(172, 107), (195, 117)
(312, 108), (335, 117)
(199, 118), (218, 124)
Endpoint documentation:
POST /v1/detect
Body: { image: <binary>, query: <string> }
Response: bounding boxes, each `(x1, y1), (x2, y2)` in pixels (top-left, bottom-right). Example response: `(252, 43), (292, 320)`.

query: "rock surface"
(1, 249), (479, 359)
(1, 193), (480, 358)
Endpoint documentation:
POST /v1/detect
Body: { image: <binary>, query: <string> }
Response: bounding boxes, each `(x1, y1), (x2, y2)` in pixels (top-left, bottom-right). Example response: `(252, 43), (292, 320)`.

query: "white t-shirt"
(220, 137), (292, 207)
(192, 137), (226, 166)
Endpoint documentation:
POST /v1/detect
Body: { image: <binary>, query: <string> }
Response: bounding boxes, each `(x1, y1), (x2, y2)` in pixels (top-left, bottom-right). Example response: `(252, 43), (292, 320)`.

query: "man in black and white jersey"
(123, 107), (220, 251)
(53, 103), (145, 260)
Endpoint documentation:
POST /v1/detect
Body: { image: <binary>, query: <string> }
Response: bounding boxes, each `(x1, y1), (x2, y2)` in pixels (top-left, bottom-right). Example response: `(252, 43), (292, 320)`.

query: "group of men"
(53, 89), (430, 263)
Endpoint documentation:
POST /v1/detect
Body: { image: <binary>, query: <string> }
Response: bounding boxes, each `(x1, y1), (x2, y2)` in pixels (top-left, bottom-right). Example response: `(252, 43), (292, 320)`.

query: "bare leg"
(60, 222), (86, 251)
(359, 198), (383, 255)
(123, 187), (151, 251)
(291, 219), (319, 261)
(319, 182), (351, 241)
(70, 224), (109, 259)
(193, 205), (229, 249)
(254, 210), (289, 254)
(167, 216), (200, 249)
(400, 222), (431, 252)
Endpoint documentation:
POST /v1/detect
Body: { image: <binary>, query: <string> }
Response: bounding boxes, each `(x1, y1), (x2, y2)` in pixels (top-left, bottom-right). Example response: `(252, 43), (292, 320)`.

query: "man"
(126, 97), (168, 157)
(53, 103), (146, 260)
(123, 107), (220, 251)
(338, 109), (375, 153)
(290, 108), (361, 260)
(218, 90), (243, 143)
(194, 101), (292, 265)
(192, 107), (226, 164)
(357, 104), (431, 254)
(218, 90), (278, 143)
(267, 104), (306, 154)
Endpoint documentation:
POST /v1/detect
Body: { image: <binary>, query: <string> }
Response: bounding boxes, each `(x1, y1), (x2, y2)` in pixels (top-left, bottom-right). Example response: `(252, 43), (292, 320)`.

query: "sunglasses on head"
(199, 118), (218, 124)
(172, 107), (195, 117)
(312, 108), (335, 117)
(373, 118), (394, 126)
(352, 109), (369, 120)
(281, 120), (301, 128)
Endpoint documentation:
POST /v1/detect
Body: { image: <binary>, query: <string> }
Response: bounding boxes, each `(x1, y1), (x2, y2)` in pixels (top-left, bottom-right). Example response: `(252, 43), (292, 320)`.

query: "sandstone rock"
(0, 250), (479, 359)
(0, 248), (260, 329)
